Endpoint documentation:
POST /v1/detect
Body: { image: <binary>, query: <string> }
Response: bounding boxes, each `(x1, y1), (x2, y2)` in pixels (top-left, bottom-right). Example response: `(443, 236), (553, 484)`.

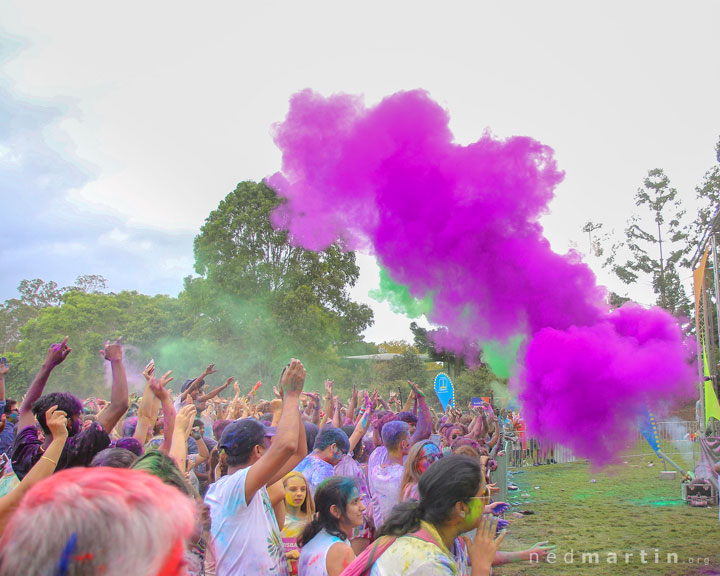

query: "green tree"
(686, 136), (720, 257)
(1, 275), (108, 354)
(186, 180), (373, 392)
(6, 290), (184, 398)
(604, 168), (691, 317)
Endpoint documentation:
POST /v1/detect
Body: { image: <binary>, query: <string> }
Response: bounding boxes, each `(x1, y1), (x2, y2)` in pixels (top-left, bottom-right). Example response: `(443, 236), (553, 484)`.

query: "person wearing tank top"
(298, 476), (366, 576)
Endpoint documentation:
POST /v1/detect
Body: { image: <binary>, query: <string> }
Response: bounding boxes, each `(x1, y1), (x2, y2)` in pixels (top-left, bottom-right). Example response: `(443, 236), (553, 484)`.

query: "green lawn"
(495, 458), (718, 576)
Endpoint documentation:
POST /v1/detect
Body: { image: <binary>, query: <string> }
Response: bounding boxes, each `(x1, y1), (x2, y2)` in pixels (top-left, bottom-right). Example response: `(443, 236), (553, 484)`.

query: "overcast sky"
(1, 1), (718, 342)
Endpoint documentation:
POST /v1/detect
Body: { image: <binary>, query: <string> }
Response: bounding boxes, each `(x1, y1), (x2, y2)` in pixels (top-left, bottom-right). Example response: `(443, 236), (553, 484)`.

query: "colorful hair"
(396, 411), (418, 425)
(381, 420), (409, 450)
(131, 451), (197, 498)
(0, 467), (195, 576)
(314, 427), (349, 453)
(122, 416), (138, 437)
(113, 437), (144, 456)
(400, 440), (436, 497)
(298, 476), (358, 547)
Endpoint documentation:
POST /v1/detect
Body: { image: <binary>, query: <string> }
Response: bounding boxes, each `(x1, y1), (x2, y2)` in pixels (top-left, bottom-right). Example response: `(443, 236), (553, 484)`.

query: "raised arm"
(134, 361), (158, 444)
(245, 359), (308, 503)
(170, 405), (196, 473)
(319, 380), (334, 429)
(344, 385), (358, 426)
(0, 406), (68, 533)
(332, 397), (343, 428)
(408, 382), (431, 444)
(197, 377), (232, 403)
(18, 337), (71, 431)
(180, 364), (216, 404)
(96, 338), (130, 434)
(149, 376), (176, 454)
(348, 393), (373, 453)
(0, 359), (8, 403)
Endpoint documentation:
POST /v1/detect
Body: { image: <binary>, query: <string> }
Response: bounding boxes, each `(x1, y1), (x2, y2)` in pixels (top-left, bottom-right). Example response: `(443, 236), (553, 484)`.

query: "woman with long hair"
(298, 476), (365, 576)
(370, 455), (503, 576)
(282, 471), (315, 575)
(400, 439), (442, 502)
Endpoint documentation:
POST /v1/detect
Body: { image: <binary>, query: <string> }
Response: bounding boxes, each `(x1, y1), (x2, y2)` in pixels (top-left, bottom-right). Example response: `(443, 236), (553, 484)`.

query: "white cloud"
(1, 1), (719, 340)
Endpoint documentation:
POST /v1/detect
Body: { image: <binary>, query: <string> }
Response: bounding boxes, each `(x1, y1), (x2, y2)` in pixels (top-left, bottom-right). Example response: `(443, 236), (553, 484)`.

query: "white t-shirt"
(205, 467), (288, 576)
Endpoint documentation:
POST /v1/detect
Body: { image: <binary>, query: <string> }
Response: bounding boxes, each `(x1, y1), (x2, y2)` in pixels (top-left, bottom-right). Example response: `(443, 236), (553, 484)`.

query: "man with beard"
(11, 336), (129, 480)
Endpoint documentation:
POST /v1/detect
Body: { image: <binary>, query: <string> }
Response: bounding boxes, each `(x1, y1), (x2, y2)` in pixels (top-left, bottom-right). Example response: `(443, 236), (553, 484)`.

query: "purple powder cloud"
(268, 89), (696, 463)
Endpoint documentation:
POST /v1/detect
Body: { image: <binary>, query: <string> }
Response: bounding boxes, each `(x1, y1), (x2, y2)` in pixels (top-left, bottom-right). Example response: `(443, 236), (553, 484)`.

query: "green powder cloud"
(369, 267), (433, 319)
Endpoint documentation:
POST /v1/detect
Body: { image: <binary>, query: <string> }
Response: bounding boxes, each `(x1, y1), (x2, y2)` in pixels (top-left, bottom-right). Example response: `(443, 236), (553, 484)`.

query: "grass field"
(494, 457), (718, 576)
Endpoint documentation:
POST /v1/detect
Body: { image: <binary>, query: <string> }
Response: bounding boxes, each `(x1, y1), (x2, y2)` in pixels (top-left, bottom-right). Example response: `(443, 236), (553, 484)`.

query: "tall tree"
(605, 168), (691, 316)
(686, 136), (720, 257)
(187, 180), (373, 390)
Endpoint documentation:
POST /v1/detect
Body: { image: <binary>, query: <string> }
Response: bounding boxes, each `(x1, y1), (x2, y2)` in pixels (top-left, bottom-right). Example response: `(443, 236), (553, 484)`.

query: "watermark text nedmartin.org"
(530, 549), (711, 566)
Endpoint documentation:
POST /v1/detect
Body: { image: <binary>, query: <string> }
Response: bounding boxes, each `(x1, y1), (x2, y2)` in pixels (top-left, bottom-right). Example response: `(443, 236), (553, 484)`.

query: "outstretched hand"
(100, 337), (123, 362)
(528, 541), (555, 561)
(46, 336), (72, 367)
(204, 363), (217, 376)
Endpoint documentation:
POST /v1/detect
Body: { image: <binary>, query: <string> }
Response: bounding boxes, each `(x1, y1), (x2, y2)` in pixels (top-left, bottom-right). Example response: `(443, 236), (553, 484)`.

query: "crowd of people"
(0, 337), (554, 575)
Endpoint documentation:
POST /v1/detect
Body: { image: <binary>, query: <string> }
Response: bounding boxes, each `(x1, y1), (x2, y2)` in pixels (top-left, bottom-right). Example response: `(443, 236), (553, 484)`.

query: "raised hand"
(204, 364), (217, 376)
(468, 514), (505, 572)
(323, 379), (333, 398)
(158, 370), (174, 388)
(408, 380), (426, 398)
(46, 336), (72, 367)
(176, 404), (197, 438)
(280, 359), (306, 396)
(100, 337), (123, 363)
(221, 377), (235, 391)
(149, 377), (171, 402)
(45, 405), (69, 441)
(0, 358), (9, 377)
(234, 380), (242, 395)
(142, 359), (155, 380)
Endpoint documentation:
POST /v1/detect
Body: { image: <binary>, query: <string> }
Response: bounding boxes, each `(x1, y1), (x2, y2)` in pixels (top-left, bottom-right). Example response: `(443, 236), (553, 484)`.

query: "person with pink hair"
(0, 467), (196, 576)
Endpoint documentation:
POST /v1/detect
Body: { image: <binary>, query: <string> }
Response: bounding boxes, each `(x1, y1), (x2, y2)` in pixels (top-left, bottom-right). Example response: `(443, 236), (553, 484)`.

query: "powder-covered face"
(330, 443), (345, 465)
(285, 476), (307, 508)
(416, 443), (441, 474)
(344, 487), (365, 528)
(449, 427), (464, 442)
(462, 484), (490, 531)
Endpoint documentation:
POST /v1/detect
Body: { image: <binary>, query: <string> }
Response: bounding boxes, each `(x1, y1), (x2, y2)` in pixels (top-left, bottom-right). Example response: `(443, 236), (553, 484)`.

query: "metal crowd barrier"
(499, 421), (700, 470)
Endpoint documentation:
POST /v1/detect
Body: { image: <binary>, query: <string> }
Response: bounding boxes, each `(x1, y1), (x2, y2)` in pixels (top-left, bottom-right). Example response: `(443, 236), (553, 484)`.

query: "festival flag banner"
(638, 407), (664, 461)
(434, 373), (455, 410)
